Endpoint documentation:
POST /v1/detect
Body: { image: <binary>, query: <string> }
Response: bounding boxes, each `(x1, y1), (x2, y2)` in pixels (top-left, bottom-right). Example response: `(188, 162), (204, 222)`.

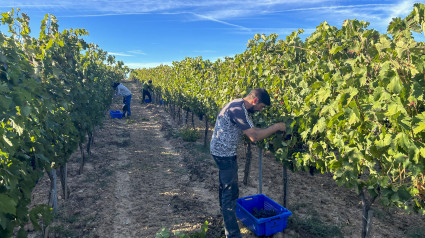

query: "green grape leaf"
(413, 112), (425, 134)
(312, 117), (326, 135)
(0, 194), (17, 215)
(387, 75), (402, 94)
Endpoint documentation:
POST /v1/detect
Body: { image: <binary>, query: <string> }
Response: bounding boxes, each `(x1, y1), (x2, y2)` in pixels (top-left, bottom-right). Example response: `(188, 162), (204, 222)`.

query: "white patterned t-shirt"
(116, 84), (131, 97)
(210, 99), (254, 157)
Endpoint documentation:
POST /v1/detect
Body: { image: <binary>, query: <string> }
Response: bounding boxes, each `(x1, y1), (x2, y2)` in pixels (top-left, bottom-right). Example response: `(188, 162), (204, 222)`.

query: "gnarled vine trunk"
(59, 164), (69, 199)
(360, 188), (378, 238)
(47, 169), (58, 214)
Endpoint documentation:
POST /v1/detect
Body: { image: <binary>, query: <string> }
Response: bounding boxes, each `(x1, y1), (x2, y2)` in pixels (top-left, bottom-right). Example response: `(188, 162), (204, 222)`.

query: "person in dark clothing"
(142, 80), (152, 103)
(210, 88), (286, 238)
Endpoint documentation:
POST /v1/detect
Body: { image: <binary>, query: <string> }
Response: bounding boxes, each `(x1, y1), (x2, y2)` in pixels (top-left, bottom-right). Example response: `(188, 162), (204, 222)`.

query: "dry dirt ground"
(28, 81), (425, 238)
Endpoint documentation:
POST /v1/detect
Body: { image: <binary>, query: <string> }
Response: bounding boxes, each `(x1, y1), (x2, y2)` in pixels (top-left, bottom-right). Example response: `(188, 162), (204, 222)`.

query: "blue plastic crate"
(110, 110), (123, 119)
(236, 194), (292, 236)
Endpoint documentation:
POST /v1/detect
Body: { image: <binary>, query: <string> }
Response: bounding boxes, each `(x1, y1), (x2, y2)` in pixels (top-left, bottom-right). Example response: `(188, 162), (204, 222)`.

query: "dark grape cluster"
(252, 207), (278, 219)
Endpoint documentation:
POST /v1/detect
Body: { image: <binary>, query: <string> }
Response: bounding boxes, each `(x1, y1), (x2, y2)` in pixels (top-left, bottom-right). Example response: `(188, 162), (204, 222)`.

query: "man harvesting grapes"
(210, 88), (286, 238)
(112, 82), (132, 117)
(142, 79), (153, 103)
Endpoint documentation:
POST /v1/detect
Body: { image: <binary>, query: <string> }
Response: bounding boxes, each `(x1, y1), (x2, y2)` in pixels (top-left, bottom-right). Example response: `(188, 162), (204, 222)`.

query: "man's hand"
(243, 122), (286, 143)
(274, 122), (286, 135)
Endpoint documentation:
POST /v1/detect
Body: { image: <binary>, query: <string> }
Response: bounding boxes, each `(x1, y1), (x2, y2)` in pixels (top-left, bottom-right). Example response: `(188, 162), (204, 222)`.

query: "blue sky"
(0, 0), (423, 69)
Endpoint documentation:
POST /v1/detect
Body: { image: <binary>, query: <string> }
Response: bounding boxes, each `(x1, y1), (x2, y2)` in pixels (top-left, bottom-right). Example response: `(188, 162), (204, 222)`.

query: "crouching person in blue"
(113, 82), (132, 117)
(210, 88), (286, 238)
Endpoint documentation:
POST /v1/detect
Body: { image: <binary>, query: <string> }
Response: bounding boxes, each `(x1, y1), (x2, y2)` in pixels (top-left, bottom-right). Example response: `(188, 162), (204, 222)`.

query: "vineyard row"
(131, 4), (425, 237)
(0, 10), (129, 237)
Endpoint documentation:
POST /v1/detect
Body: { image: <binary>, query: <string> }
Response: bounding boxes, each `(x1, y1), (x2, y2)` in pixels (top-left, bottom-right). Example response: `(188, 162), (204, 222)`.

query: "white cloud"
(128, 50), (147, 55)
(58, 12), (150, 17)
(385, 0), (416, 24)
(389, 0), (416, 16)
(3, 1), (419, 36)
(108, 52), (133, 57)
(191, 12), (250, 31)
(261, 2), (417, 32)
(0, 4), (58, 8)
(2, 0), (333, 20)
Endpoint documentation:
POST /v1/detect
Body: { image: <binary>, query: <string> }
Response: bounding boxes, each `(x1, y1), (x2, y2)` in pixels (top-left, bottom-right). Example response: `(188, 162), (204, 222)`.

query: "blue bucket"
(110, 110), (123, 119)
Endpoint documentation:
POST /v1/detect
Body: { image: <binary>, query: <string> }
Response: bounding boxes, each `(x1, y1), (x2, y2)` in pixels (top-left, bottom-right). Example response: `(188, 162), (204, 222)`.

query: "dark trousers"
(142, 89), (151, 101)
(122, 94), (131, 117)
(212, 155), (241, 238)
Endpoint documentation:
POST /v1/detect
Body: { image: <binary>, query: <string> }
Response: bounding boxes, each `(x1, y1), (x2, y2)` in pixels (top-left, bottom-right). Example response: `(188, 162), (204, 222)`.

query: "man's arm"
(243, 123), (286, 143)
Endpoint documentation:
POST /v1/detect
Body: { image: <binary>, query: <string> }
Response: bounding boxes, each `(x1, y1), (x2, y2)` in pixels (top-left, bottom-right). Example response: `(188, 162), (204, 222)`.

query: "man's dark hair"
(148, 80), (152, 84)
(112, 82), (120, 89)
(249, 88), (271, 106)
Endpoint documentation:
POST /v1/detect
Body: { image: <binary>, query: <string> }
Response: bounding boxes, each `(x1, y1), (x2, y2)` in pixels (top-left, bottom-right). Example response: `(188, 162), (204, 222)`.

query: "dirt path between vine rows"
(29, 81), (425, 238)
(29, 81), (224, 237)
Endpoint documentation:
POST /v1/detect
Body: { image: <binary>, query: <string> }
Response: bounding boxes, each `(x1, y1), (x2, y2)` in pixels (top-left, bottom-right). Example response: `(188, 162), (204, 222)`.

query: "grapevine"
(0, 9), (128, 237)
(131, 3), (425, 237)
